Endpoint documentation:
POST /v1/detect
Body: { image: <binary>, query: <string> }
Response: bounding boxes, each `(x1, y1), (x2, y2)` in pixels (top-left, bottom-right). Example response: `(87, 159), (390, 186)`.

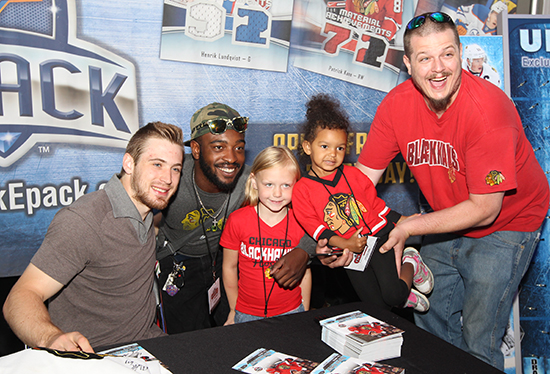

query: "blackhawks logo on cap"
(485, 170), (505, 186)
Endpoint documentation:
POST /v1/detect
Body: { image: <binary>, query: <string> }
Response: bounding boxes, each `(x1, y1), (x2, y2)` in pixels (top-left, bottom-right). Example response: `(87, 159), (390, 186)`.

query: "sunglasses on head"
(406, 12), (453, 31)
(194, 116), (249, 135)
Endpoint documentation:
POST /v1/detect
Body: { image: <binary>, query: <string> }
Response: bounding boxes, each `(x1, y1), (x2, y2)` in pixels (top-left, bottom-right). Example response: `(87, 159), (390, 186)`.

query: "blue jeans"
(415, 229), (541, 370)
(234, 304), (305, 324)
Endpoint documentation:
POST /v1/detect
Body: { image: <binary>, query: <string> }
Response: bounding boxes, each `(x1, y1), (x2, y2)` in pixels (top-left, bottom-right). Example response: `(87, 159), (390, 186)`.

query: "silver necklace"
(192, 169), (230, 228)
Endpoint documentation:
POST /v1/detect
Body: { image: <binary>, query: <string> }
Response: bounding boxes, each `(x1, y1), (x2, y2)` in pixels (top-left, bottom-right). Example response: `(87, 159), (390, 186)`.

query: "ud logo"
(0, 0), (139, 167)
(520, 28), (550, 53)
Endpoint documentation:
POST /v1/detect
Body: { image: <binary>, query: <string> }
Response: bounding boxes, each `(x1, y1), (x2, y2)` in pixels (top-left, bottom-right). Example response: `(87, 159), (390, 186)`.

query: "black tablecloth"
(136, 302), (503, 374)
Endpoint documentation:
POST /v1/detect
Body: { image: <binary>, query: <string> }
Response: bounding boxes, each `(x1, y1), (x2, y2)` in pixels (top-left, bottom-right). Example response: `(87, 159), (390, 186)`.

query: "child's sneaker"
(403, 247), (434, 294)
(404, 289), (430, 312)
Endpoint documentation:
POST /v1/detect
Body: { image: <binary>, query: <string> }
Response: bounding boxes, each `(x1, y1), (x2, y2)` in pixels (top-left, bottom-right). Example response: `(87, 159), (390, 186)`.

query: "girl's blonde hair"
(243, 146), (301, 207)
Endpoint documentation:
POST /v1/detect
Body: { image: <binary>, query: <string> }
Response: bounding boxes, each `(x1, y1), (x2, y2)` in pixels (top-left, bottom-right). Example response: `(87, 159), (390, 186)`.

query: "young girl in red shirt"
(220, 146), (312, 324)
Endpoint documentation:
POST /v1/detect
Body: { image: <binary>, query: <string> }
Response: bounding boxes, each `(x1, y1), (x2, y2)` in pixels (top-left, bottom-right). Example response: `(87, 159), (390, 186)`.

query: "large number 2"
(233, 7), (271, 47)
(185, 2), (226, 41)
(354, 33), (388, 71)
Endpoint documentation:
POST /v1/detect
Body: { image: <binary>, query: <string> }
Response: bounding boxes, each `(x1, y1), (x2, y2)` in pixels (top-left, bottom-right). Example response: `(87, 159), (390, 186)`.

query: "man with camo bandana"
(156, 103), (313, 333)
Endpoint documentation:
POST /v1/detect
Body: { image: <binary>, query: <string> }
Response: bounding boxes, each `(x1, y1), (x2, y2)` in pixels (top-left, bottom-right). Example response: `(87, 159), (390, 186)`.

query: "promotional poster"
(1, 2), (548, 370)
(0, 0), (418, 277)
(501, 13), (550, 361)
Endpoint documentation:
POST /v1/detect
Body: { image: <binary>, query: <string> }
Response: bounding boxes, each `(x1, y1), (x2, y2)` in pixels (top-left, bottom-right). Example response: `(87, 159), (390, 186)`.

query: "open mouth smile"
(429, 73), (451, 89)
(152, 186), (170, 195)
(217, 164), (240, 175)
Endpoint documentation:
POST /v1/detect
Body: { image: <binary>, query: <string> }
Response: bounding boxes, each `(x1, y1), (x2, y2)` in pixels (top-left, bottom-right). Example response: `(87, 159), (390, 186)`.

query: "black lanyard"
(257, 205), (289, 317)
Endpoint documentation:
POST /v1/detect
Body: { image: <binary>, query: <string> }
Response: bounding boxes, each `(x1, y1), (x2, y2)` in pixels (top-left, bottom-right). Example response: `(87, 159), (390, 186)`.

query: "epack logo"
(0, 0), (138, 167)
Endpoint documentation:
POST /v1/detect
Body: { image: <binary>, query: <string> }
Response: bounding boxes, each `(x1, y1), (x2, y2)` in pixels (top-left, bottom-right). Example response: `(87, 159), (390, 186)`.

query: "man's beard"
(199, 155), (243, 192)
(422, 72), (461, 114)
(131, 170), (171, 211)
(428, 97), (453, 113)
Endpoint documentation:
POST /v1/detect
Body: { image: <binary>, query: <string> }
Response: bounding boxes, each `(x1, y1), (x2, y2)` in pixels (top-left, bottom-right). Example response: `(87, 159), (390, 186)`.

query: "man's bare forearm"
(3, 287), (63, 348)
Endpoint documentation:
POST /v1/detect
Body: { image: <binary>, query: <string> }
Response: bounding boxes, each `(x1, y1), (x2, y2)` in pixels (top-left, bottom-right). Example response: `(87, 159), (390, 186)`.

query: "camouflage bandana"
(186, 103), (242, 145)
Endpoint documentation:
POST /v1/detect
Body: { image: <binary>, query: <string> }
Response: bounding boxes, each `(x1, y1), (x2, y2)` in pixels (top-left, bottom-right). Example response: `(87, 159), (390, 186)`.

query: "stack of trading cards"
(319, 311), (404, 362)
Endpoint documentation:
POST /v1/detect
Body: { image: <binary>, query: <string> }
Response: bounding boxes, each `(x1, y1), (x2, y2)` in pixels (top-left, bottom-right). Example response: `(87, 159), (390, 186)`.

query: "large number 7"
(322, 22), (353, 55)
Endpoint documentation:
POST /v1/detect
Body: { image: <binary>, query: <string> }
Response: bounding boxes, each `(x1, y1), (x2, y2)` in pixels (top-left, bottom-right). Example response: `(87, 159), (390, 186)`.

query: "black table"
(137, 302), (503, 374)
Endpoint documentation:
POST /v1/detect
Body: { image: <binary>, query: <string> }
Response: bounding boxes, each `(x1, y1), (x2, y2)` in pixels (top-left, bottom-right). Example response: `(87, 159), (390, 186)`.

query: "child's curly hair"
(301, 93), (352, 142)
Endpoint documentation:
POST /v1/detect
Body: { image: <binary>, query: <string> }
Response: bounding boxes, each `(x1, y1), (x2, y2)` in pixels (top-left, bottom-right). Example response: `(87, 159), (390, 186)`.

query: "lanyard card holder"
(345, 236), (379, 272)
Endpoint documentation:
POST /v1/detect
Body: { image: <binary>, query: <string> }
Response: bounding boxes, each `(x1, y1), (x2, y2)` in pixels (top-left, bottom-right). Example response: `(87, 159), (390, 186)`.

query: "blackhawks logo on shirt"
(324, 193), (367, 235)
(485, 170), (505, 186)
(448, 166), (457, 183)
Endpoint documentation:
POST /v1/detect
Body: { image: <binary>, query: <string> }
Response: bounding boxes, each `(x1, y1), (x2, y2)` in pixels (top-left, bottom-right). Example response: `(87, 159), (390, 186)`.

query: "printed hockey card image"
(233, 348), (319, 373)
(460, 35), (504, 90)
(291, 0), (417, 92)
(160, 0), (294, 72)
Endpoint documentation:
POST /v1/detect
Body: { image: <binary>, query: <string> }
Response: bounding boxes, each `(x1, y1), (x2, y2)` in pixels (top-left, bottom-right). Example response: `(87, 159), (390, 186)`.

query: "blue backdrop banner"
(0, 0), (420, 277)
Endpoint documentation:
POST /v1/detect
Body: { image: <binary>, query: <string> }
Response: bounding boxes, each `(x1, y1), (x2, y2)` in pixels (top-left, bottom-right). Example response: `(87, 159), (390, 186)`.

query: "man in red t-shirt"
(356, 12), (549, 371)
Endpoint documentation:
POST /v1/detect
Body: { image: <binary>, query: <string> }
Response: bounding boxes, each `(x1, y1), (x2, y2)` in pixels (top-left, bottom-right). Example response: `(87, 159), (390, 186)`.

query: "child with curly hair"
(293, 93), (432, 312)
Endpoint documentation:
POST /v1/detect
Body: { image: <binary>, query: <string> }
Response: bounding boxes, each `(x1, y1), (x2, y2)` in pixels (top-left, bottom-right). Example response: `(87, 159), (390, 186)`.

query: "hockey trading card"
(160, 0), (294, 72)
(233, 348), (319, 373)
(292, 0), (417, 92)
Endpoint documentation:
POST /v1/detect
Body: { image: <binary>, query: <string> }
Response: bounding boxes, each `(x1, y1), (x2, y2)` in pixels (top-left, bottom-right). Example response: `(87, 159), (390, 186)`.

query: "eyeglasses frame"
(193, 116), (249, 136)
